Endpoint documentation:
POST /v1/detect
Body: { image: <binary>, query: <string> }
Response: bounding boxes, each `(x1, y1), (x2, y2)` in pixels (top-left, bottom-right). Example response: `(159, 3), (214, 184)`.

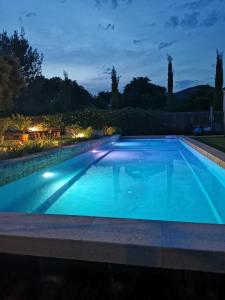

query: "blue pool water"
(1, 138), (225, 224)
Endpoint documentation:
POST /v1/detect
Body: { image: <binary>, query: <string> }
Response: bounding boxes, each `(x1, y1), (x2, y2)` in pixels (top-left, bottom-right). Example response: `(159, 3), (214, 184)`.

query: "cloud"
(182, 0), (211, 10)
(180, 12), (200, 29)
(176, 79), (200, 90)
(202, 11), (221, 27)
(102, 65), (112, 75)
(25, 12), (37, 18)
(133, 39), (142, 45)
(158, 40), (177, 50)
(166, 10), (225, 29)
(98, 23), (115, 30)
(166, 16), (180, 28)
(147, 22), (156, 27)
(95, 0), (133, 9)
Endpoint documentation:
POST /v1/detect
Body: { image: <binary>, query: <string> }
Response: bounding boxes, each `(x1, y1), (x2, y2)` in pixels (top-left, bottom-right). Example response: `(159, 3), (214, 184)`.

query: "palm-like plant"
(0, 118), (11, 144)
(11, 114), (32, 133)
(44, 114), (64, 130)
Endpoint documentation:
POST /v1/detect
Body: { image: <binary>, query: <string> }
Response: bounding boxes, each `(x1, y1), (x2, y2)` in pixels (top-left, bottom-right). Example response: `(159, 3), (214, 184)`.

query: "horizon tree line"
(0, 27), (224, 114)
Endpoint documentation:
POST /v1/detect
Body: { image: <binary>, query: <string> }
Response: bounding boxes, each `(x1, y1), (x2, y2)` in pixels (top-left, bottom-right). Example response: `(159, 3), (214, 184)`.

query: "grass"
(194, 135), (225, 153)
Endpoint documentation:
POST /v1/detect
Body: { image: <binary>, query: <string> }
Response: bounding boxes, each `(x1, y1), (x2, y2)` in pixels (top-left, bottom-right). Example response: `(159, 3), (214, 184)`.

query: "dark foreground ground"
(1, 254), (225, 300)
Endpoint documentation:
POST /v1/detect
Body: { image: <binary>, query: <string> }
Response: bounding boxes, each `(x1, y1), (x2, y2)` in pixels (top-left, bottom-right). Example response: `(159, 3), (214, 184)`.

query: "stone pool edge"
(181, 136), (225, 169)
(1, 213), (225, 274)
(0, 134), (120, 186)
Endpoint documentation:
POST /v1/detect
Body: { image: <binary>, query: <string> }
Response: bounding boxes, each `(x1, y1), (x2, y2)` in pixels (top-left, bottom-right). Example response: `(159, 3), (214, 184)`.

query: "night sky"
(0, 0), (225, 94)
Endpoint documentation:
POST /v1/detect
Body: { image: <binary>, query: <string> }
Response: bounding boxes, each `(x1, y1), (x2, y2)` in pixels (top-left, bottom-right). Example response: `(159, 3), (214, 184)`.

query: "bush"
(104, 126), (122, 136)
(84, 126), (93, 138)
(66, 124), (83, 138)
(64, 108), (166, 135)
(66, 125), (94, 139)
(11, 114), (32, 133)
(44, 114), (64, 130)
(0, 138), (58, 159)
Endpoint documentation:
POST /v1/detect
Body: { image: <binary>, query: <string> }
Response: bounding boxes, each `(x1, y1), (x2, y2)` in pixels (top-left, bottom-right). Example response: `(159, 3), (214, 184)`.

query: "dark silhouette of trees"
(17, 76), (93, 114)
(175, 85), (214, 112)
(110, 66), (120, 109)
(165, 55), (175, 111)
(61, 71), (72, 112)
(0, 28), (43, 80)
(95, 91), (111, 108)
(0, 56), (25, 112)
(122, 77), (166, 109)
(214, 50), (223, 110)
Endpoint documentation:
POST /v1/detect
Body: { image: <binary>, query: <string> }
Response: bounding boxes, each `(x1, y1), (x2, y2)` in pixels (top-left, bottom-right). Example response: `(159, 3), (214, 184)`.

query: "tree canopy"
(110, 66), (120, 109)
(175, 85), (214, 111)
(214, 50), (223, 110)
(0, 56), (25, 112)
(17, 75), (93, 114)
(122, 77), (167, 110)
(0, 28), (43, 80)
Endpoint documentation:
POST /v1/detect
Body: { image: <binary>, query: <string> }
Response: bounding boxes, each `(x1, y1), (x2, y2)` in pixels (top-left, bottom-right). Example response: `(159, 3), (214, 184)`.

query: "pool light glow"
(43, 172), (54, 178)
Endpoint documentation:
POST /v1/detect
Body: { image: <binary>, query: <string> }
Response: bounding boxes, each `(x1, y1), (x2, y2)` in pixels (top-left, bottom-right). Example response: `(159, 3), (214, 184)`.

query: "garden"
(0, 113), (121, 160)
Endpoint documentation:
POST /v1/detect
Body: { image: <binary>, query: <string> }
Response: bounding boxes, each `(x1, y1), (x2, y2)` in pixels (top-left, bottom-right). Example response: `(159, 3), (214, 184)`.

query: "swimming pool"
(1, 137), (225, 224)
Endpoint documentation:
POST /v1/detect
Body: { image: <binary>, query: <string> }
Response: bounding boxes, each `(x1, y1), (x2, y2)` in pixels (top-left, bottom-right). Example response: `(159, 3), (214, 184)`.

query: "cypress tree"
(166, 55), (175, 111)
(214, 50), (223, 110)
(110, 66), (120, 109)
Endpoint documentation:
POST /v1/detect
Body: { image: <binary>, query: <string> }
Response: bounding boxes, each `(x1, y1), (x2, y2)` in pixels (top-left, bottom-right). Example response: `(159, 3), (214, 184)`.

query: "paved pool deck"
(1, 136), (225, 274)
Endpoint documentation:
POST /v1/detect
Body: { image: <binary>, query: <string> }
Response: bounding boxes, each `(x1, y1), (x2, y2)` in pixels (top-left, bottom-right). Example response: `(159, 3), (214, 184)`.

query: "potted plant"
(0, 118), (11, 145)
(11, 114), (32, 142)
(44, 114), (64, 138)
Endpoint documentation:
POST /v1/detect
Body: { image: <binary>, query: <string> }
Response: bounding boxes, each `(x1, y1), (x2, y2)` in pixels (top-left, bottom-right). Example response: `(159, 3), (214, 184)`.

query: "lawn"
(194, 136), (225, 153)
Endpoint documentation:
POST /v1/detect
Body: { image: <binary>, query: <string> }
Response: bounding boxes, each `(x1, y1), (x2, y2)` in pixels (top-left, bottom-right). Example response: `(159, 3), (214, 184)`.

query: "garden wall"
(66, 110), (224, 135)
(159, 111), (223, 134)
(0, 134), (120, 186)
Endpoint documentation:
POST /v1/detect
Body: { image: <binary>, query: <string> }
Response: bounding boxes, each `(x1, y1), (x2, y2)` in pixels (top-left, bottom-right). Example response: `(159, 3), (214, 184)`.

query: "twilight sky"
(0, 0), (225, 94)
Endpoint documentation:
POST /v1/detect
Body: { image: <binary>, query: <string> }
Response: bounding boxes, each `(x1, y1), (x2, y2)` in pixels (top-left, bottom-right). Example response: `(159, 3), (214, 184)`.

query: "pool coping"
(181, 136), (225, 170)
(1, 213), (225, 274)
(1, 135), (225, 273)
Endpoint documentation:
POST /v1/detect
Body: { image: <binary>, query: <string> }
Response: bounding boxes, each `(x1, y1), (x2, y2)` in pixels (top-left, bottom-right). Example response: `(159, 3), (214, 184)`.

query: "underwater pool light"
(43, 172), (54, 178)
(92, 149), (99, 153)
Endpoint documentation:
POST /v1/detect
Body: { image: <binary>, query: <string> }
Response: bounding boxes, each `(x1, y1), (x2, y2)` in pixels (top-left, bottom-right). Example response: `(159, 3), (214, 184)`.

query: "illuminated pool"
(1, 138), (225, 224)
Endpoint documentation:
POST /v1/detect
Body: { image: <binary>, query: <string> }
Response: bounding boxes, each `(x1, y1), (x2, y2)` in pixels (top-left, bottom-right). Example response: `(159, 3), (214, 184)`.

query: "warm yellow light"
(28, 126), (40, 132)
(75, 133), (85, 138)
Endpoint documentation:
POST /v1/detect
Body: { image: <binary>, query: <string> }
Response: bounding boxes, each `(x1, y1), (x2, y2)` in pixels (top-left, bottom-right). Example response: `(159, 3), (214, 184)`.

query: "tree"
(175, 85), (214, 112)
(214, 50), (223, 110)
(0, 56), (25, 112)
(61, 71), (72, 112)
(110, 66), (120, 109)
(0, 28), (43, 80)
(122, 77), (166, 109)
(16, 75), (93, 114)
(95, 91), (111, 108)
(165, 55), (175, 111)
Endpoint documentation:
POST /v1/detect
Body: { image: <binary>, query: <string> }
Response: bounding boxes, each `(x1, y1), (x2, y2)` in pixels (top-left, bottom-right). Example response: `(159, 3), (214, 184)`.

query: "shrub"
(83, 126), (93, 138)
(104, 126), (122, 136)
(0, 118), (11, 135)
(44, 114), (64, 130)
(66, 124), (84, 138)
(11, 114), (32, 133)
(0, 138), (59, 160)
(0, 118), (11, 144)
(66, 125), (93, 139)
(64, 108), (164, 135)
